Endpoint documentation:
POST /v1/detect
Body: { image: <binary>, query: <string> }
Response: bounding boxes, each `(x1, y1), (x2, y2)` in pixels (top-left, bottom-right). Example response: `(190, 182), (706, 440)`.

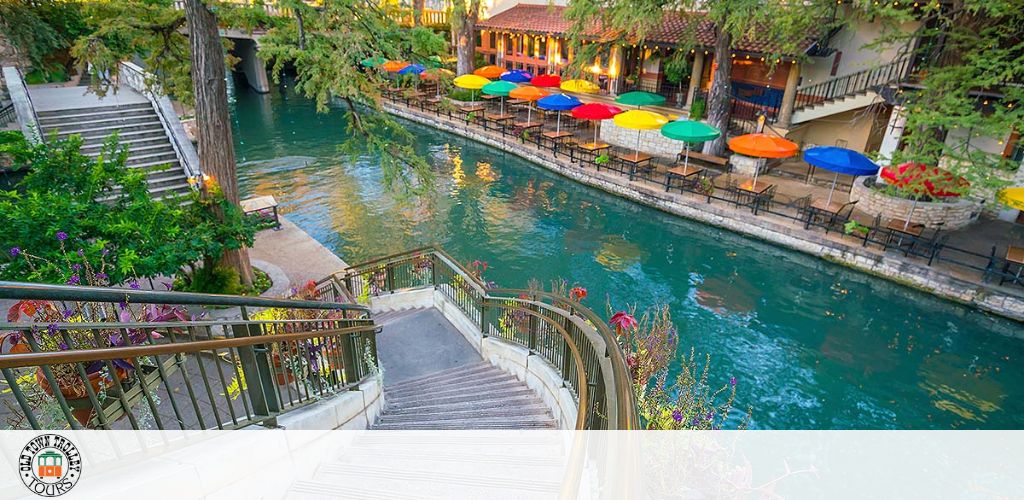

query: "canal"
(230, 77), (1024, 430)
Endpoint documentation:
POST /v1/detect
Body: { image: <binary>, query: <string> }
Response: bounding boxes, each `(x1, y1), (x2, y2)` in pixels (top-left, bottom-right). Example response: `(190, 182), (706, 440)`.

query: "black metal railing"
(328, 246), (639, 430)
(795, 56), (912, 110)
(0, 280), (376, 430)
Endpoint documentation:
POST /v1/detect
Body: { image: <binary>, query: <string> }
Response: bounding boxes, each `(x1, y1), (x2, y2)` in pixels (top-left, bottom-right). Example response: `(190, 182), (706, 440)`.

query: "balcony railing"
(0, 280), (375, 430)
(795, 56), (912, 110)
(326, 246), (639, 430)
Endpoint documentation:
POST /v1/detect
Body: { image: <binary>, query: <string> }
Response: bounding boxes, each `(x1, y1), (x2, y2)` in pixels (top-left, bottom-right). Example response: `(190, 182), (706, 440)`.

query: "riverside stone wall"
(384, 102), (1024, 324)
(850, 177), (982, 230)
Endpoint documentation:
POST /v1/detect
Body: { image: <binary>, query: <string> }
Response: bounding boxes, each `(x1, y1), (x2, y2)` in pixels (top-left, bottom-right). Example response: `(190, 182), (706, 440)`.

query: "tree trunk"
(413, 0), (425, 26)
(451, 0), (480, 75)
(703, 28), (732, 156)
(295, 8), (306, 50)
(183, 0), (255, 287)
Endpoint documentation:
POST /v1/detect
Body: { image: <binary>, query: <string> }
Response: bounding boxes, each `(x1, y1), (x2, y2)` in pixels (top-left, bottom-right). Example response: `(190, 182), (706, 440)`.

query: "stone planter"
(729, 154), (763, 177)
(849, 177), (982, 230)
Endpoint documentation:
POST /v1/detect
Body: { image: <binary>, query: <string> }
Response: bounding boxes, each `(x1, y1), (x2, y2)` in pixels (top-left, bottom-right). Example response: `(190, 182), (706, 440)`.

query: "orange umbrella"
(509, 86), (550, 123)
(728, 133), (799, 189)
(728, 133), (799, 158)
(382, 60), (410, 72)
(473, 65), (505, 79)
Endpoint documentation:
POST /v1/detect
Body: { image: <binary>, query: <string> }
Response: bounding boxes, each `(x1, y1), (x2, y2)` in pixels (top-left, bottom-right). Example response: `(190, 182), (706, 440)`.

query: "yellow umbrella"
(997, 187), (1024, 211)
(560, 79), (600, 94)
(453, 74), (491, 102)
(613, 110), (669, 158)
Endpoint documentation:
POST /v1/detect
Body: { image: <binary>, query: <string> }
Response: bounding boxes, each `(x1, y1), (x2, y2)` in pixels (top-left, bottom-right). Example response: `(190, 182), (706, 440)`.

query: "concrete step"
(80, 136), (170, 153)
(382, 393), (546, 415)
(126, 158), (182, 171)
(382, 375), (520, 401)
(372, 306), (429, 325)
(286, 480), (432, 500)
(385, 369), (516, 397)
(121, 150), (178, 167)
(71, 128), (168, 147)
(48, 120), (163, 139)
(41, 114), (158, 133)
(37, 106), (154, 125)
(377, 404), (552, 424)
(384, 362), (494, 391)
(384, 387), (540, 411)
(82, 142), (174, 158)
(35, 102), (151, 118)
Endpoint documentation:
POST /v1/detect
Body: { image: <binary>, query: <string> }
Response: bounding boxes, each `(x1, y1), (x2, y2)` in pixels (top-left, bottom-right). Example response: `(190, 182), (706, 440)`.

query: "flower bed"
(850, 176), (982, 229)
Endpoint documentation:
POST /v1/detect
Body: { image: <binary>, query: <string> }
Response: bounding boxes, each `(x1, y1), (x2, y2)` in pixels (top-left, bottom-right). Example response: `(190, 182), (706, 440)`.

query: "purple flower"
(55, 231), (68, 241)
(46, 323), (59, 336)
(162, 281), (173, 291)
(76, 248), (84, 257)
(62, 308), (74, 319)
(66, 275), (80, 285)
(58, 342), (69, 351)
(9, 247), (19, 257)
(101, 248), (109, 256)
(705, 412), (714, 422)
(71, 263), (81, 271)
(129, 280), (140, 290)
(729, 376), (736, 386)
(691, 418), (700, 426)
(672, 409), (682, 423)
(96, 272), (108, 281)
(118, 301), (128, 310)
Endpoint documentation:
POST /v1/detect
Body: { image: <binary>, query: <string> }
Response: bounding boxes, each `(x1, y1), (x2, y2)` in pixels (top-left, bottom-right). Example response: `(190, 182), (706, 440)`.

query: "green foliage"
(594, 154), (610, 165)
(257, 0), (447, 194)
(180, 266), (244, 295)
(688, 98), (706, 121)
(0, 0), (89, 76)
(0, 136), (254, 286)
(866, 1), (1024, 194)
(844, 220), (870, 236)
(662, 55), (690, 85)
(447, 89), (476, 102)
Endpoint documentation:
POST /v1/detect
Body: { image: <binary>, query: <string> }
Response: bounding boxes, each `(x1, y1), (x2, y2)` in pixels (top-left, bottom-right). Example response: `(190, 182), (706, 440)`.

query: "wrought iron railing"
(0, 280), (375, 430)
(326, 246), (639, 430)
(795, 56), (912, 110)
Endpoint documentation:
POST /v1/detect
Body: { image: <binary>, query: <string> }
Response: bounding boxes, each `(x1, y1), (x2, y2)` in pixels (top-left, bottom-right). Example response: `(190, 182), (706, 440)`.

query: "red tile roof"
(477, 5), (818, 55)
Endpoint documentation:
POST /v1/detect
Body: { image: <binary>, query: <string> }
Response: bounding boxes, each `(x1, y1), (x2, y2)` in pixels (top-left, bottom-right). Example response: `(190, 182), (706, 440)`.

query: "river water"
(230, 77), (1023, 429)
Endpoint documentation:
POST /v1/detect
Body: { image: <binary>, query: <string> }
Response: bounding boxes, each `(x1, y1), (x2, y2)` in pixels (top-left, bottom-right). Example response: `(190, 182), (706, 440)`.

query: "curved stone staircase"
(370, 307), (556, 430)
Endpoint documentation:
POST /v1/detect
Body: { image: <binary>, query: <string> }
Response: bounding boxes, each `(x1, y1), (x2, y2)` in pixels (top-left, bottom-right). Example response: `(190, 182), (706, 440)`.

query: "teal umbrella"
(661, 120), (721, 169)
(482, 80), (518, 114)
(615, 91), (667, 108)
(360, 56), (387, 68)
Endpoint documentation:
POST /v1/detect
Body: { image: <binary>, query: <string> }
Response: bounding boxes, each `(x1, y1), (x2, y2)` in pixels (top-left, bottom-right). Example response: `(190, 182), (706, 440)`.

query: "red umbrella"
(571, 103), (623, 144)
(531, 74), (562, 88)
(880, 162), (969, 228)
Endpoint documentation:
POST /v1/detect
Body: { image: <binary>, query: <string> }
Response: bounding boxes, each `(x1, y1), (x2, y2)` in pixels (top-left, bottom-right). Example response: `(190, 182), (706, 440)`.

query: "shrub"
(688, 98), (706, 121)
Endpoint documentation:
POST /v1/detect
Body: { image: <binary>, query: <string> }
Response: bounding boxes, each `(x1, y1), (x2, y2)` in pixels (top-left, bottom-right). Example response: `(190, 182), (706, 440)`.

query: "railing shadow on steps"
(321, 245), (640, 430)
(0, 279), (376, 430)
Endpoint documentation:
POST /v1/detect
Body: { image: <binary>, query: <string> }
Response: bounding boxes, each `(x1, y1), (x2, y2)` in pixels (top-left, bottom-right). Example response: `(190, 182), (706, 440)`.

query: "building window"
(505, 35), (513, 56)
(488, 31), (496, 49)
(475, 31), (482, 48)
(538, 37), (547, 59)
(560, 39), (570, 62)
(523, 36), (532, 57)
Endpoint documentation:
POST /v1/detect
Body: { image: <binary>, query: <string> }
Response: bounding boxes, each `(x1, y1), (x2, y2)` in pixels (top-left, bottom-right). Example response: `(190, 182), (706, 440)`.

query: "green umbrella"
(426, 55), (444, 69)
(360, 56), (387, 68)
(615, 91), (667, 108)
(482, 80), (518, 114)
(661, 120), (721, 169)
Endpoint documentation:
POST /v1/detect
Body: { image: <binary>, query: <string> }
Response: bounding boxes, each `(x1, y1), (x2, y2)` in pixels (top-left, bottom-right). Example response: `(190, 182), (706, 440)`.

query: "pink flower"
(609, 311), (638, 334)
(569, 287), (587, 301)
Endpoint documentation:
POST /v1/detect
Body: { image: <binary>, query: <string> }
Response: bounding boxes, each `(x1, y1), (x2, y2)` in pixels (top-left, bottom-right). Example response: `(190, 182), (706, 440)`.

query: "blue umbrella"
(500, 69), (532, 83)
(803, 146), (880, 205)
(397, 64), (426, 75)
(537, 93), (582, 132)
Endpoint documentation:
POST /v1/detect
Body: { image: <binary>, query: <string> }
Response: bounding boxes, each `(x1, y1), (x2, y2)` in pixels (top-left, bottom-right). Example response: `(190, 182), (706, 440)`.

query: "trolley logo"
(18, 434), (81, 497)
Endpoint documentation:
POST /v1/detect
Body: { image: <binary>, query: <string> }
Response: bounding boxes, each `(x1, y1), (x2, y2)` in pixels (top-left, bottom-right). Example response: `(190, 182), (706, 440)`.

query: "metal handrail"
(330, 245), (640, 429)
(0, 280), (370, 312)
(0, 277), (377, 430)
(795, 56), (911, 110)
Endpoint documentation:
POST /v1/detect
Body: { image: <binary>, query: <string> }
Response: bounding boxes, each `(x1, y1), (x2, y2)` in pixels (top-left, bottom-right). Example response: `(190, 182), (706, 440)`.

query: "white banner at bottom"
(0, 430), (1020, 499)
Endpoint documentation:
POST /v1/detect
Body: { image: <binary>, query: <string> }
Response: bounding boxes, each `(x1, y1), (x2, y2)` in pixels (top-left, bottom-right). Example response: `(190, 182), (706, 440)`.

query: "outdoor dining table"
(736, 178), (773, 194)
(514, 121), (543, 130)
(665, 163), (706, 192)
(802, 199), (845, 230)
(1001, 246), (1024, 285)
(615, 152), (653, 181)
(578, 141), (611, 152)
(485, 113), (515, 131)
(886, 218), (924, 237)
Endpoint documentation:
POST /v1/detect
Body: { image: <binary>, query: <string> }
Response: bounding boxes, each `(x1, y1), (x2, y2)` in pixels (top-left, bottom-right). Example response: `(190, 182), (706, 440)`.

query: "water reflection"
(230, 77), (1024, 430)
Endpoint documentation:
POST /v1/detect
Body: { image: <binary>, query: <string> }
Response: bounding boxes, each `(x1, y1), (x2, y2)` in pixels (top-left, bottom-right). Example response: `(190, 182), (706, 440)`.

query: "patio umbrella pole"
(752, 158), (763, 190)
(527, 105), (532, 123)
(635, 130), (642, 158)
(593, 123), (599, 145)
(556, 113), (562, 133)
(905, 198), (918, 230)
(683, 144), (691, 169)
(826, 172), (839, 206)
(500, 97), (505, 115)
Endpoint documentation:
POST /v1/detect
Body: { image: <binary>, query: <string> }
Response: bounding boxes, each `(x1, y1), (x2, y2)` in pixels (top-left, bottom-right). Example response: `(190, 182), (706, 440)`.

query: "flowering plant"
(609, 303), (749, 430)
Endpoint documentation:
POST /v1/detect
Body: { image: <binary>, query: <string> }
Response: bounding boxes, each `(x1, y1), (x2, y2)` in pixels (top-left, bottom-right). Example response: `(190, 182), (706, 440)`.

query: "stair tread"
(384, 362), (494, 390)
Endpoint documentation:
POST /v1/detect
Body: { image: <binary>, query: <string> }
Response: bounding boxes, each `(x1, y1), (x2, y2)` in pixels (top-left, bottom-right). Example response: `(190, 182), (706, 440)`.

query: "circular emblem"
(18, 434), (81, 497)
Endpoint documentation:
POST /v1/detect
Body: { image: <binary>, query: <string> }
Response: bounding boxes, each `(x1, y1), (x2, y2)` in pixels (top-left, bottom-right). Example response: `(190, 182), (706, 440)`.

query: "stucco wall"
(788, 108), (881, 152)
(801, 15), (922, 87)
(600, 121), (683, 159)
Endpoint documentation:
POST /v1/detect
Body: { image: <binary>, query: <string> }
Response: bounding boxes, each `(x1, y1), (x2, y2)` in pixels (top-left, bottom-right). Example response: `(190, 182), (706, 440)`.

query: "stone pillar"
(685, 51), (705, 108)
(876, 104), (907, 179)
(496, 35), (504, 65)
(776, 61), (801, 128)
(547, 36), (556, 73)
(236, 38), (270, 93)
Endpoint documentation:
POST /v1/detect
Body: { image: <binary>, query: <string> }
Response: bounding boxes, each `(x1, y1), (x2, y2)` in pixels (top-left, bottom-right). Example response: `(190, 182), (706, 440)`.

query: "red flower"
(569, 287), (587, 301)
(609, 311), (638, 334)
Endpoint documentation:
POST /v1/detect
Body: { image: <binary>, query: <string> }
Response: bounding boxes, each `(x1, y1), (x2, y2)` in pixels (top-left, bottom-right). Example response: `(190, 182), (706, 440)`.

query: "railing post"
(385, 264), (395, 293)
(341, 330), (361, 385)
(234, 307), (281, 421)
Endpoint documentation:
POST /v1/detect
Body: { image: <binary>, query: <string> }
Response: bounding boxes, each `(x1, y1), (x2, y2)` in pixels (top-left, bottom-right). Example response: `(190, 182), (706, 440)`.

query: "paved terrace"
(381, 95), (1024, 322)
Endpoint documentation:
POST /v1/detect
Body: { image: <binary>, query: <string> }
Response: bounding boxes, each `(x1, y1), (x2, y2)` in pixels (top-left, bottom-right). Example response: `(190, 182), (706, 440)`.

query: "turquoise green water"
(230, 78), (1024, 430)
